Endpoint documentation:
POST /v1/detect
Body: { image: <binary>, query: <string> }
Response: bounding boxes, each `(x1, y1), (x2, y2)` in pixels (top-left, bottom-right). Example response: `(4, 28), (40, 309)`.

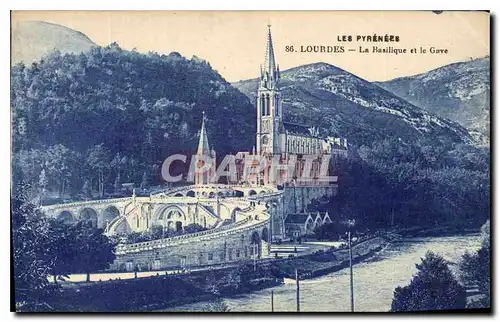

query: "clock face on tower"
(261, 135), (269, 145)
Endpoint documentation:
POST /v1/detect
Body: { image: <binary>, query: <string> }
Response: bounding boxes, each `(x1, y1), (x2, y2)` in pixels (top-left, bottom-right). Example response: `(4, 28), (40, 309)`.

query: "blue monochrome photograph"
(10, 11), (491, 313)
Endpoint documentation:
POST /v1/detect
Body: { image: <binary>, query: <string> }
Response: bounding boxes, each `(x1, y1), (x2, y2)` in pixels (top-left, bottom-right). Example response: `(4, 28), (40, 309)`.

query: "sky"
(12, 11), (490, 82)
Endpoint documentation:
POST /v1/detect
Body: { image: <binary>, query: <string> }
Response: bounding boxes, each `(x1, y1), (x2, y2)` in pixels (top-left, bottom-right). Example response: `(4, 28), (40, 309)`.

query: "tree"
(44, 144), (76, 199)
(87, 144), (112, 198)
(391, 251), (466, 312)
(114, 172), (121, 194)
(140, 171), (149, 191)
(81, 179), (92, 200)
(45, 219), (77, 284)
(184, 223), (207, 234)
(150, 224), (165, 240)
(458, 220), (490, 308)
(313, 223), (346, 241)
(204, 298), (231, 312)
(38, 168), (48, 202)
(480, 220), (490, 249)
(70, 222), (117, 282)
(12, 185), (54, 311)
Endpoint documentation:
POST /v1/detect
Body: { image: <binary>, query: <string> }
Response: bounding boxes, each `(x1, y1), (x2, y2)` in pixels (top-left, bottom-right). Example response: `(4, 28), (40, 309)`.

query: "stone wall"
(282, 185), (337, 215)
(110, 220), (271, 272)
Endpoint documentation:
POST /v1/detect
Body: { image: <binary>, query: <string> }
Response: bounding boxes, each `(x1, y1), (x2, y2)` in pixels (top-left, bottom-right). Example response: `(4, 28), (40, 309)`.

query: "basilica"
(192, 25), (349, 240)
(42, 26), (349, 272)
(196, 25), (348, 187)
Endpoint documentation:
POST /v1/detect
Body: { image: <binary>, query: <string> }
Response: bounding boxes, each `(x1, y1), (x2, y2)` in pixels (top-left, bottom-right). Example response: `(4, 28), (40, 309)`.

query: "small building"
(284, 211), (332, 239)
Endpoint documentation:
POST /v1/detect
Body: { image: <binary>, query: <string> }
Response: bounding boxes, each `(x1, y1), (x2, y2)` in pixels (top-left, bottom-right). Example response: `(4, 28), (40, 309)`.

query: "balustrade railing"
(41, 197), (133, 211)
(116, 207), (271, 253)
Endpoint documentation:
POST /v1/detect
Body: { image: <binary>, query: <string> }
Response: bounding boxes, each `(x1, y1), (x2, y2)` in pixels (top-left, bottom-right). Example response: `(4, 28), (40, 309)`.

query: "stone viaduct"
(41, 184), (283, 271)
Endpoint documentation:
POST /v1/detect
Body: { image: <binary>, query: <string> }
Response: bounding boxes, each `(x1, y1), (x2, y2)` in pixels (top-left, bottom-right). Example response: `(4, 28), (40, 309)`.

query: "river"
(167, 234), (482, 312)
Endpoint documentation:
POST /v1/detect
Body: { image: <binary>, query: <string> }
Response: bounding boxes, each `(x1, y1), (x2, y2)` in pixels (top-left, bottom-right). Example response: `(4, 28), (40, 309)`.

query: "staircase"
(106, 204), (140, 235)
(197, 204), (222, 228)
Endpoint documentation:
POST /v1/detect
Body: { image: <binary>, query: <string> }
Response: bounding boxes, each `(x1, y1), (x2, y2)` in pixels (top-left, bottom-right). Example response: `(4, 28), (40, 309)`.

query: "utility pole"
(293, 179), (297, 213)
(347, 219), (356, 312)
(295, 268), (300, 312)
(271, 290), (274, 312)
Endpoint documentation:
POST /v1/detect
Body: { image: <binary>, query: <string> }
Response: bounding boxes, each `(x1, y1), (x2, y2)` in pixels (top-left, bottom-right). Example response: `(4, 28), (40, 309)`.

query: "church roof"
(285, 213), (312, 224)
(283, 122), (316, 136)
(197, 112), (210, 155)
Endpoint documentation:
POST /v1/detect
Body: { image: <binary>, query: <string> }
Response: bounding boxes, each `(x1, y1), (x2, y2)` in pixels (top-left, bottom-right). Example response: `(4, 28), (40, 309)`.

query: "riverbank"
(270, 234), (397, 280)
(156, 233), (398, 311)
(42, 229), (479, 312)
(41, 262), (283, 312)
(168, 234), (483, 312)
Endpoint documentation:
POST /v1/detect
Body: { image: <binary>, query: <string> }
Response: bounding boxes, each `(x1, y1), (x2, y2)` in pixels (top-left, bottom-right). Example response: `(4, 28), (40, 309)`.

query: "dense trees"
(12, 185), (117, 310)
(313, 223), (347, 241)
(12, 43), (490, 232)
(123, 223), (208, 244)
(311, 137), (490, 232)
(11, 44), (255, 202)
(391, 251), (466, 312)
(458, 220), (491, 308)
(391, 223), (491, 312)
(12, 186), (54, 311)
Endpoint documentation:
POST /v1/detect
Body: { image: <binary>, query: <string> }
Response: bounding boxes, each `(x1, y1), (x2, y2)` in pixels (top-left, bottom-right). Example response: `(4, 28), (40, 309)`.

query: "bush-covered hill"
(234, 62), (490, 230)
(376, 57), (490, 145)
(10, 43), (490, 230)
(233, 62), (472, 148)
(11, 43), (255, 197)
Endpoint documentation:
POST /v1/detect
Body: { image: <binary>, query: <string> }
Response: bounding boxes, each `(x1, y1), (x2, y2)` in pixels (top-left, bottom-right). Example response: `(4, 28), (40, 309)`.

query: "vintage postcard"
(10, 10), (490, 313)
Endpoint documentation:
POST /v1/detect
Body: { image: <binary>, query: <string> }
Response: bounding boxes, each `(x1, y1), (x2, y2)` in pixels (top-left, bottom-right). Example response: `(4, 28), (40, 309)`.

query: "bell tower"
(256, 25), (282, 156)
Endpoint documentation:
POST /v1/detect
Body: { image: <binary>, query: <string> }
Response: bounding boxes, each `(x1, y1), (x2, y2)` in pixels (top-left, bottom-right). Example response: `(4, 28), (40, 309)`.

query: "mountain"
(375, 57), (490, 145)
(11, 21), (97, 65)
(233, 62), (472, 148)
(11, 44), (255, 190)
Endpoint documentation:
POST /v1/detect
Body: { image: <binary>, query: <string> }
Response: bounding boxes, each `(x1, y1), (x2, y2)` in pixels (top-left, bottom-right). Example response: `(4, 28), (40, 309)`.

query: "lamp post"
(295, 268), (300, 312)
(346, 219), (356, 312)
(271, 290), (274, 312)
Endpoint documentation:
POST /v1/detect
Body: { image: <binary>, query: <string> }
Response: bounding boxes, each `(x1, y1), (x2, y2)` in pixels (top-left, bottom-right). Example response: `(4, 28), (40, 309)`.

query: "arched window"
(260, 95), (266, 116)
(265, 94), (270, 116)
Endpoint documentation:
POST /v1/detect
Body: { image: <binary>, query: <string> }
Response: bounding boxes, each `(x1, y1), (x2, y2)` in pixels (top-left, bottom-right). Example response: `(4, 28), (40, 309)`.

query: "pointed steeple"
(197, 111), (210, 155)
(260, 24), (280, 90)
(264, 25), (276, 73)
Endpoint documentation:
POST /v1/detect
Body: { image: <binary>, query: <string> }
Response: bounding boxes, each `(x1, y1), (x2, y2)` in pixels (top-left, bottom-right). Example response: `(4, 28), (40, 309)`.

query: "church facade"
(243, 26), (348, 187)
(241, 26), (348, 239)
(188, 26), (348, 241)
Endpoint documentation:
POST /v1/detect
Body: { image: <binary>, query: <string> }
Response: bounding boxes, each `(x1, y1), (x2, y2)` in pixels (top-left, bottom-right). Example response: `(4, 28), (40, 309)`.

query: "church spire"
(197, 111), (210, 155)
(262, 24), (279, 88)
(264, 25), (276, 76)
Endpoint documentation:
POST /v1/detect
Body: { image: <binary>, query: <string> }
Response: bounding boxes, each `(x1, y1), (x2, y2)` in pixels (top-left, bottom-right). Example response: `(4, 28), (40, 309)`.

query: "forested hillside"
(11, 43), (255, 199)
(311, 139), (490, 230)
(234, 61), (490, 230)
(11, 41), (490, 230)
